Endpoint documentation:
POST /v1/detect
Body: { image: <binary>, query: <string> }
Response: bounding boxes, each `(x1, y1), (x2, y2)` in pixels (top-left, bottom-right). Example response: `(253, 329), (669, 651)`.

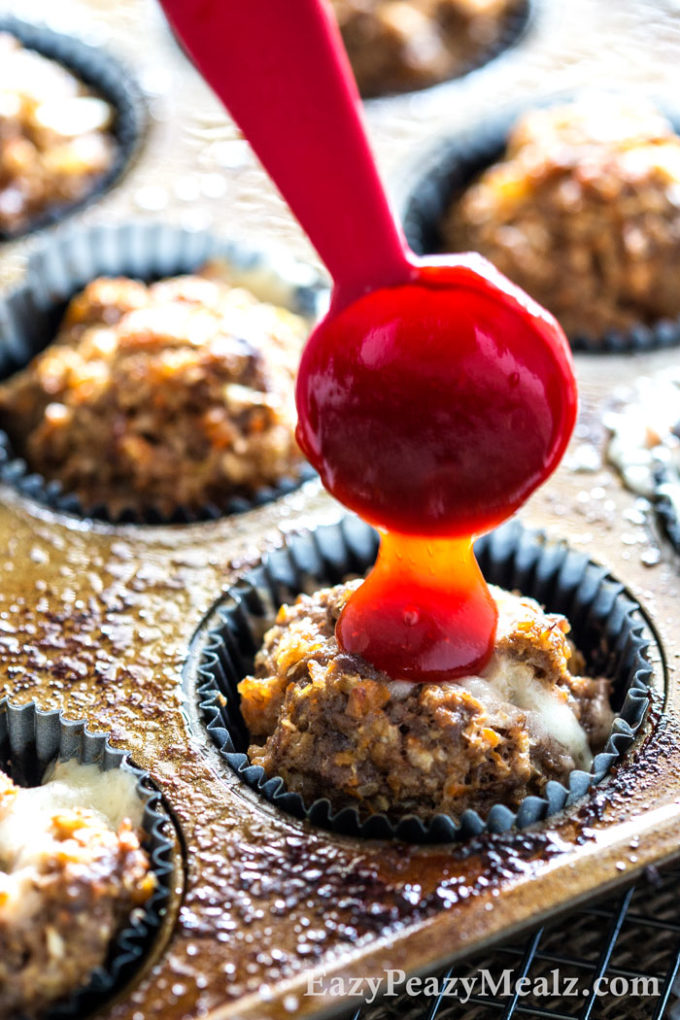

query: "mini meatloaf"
(238, 581), (613, 822)
(0, 760), (155, 1019)
(0, 269), (308, 516)
(445, 97), (680, 339)
(0, 33), (116, 234)
(330, 0), (520, 97)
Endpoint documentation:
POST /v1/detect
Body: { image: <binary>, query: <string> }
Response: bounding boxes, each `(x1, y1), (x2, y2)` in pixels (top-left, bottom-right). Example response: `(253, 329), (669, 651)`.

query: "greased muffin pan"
(3, 2), (680, 1019)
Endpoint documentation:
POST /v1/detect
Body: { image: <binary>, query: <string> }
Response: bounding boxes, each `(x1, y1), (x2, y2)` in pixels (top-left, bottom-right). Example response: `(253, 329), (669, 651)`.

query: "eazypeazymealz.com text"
(305, 968), (661, 1005)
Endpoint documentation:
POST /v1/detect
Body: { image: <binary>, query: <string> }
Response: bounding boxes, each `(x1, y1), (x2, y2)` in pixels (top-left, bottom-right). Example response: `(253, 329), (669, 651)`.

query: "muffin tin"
(3, 2), (680, 1019)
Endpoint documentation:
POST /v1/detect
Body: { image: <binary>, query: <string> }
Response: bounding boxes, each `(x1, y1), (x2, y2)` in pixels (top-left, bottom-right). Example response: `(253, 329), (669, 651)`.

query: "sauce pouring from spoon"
(160, 0), (578, 683)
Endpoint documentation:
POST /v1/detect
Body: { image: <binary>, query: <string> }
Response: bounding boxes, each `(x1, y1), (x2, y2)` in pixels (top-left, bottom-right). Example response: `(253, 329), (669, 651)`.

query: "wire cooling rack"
(351, 863), (680, 1020)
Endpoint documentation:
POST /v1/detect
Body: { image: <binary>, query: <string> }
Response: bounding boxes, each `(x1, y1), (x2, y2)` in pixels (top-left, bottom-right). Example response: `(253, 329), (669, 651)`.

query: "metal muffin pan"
(2, 1), (680, 1018)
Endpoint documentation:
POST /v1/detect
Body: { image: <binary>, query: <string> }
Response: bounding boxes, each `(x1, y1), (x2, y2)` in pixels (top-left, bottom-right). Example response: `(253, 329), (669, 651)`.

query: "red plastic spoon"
(161, 0), (578, 682)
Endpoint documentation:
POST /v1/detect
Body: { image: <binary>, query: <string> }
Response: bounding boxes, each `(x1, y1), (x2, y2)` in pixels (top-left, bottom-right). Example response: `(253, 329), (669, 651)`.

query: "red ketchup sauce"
(296, 258), (577, 683)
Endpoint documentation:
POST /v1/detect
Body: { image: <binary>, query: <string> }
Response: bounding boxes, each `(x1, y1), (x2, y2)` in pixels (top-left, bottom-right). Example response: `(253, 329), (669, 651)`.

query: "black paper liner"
(0, 16), (146, 242)
(399, 98), (680, 353)
(653, 464), (680, 555)
(194, 516), (652, 844)
(359, 0), (533, 101)
(0, 697), (173, 1019)
(0, 220), (321, 524)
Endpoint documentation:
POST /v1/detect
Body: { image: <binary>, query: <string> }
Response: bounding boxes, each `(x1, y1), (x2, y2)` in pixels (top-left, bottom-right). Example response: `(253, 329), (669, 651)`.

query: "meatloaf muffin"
(0, 268), (308, 516)
(445, 97), (680, 339)
(0, 32), (116, 234)
(330, 0), (521, 97)
(238, 580), (613, 822)
(0, 760), (155, 1019)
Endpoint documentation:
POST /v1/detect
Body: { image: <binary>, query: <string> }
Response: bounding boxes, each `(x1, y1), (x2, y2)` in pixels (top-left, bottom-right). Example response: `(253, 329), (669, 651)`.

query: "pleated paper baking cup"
(398, 100), (680, 353)
(194, 516), (652, 844)
(0, 15), (145, 242)
(653, 464), (680, 555)
(0, 220), (320, 524)
(0, 698), (173, 1019)
(359, 0), (534, 101)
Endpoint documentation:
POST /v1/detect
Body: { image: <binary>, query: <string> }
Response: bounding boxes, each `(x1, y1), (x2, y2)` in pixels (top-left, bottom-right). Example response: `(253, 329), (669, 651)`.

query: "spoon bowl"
(297, 254), (577, 537)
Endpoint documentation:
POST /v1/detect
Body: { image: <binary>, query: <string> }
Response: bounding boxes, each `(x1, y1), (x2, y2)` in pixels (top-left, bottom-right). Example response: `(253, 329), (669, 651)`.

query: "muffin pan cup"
(195, 515), (651, 844)
(0, 697), (174, 1020)
(397, 97), (680, 353)
(359, 0), (534, 102)
(0, 219), (321, 524)
(0, 6), (679, 1017)
(0, 15), (146, 242)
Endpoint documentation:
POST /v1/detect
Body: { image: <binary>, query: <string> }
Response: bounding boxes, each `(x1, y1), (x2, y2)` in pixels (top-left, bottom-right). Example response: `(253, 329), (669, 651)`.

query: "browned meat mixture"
(239, 581), (613, 822)
(0, 33), (116, 234)
(445, 98), (680, 340)
(330, 0), (520, 97)
(0, 762), (155, 1019)
(0, 269), (308, 516)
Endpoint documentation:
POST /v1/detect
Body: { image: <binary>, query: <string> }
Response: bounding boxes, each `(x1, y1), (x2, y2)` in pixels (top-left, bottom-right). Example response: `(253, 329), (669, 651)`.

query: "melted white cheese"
(469, 657), (592, 770)
(0, 761), (141, 872)
(384, 584), (593, 771)
(387, 681), (415, 702)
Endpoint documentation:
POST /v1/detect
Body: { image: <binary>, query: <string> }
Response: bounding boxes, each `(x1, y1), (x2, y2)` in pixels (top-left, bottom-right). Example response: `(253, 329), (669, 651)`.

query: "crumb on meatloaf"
(238, 580), (614, 821)
(0, 760), (155, 1019)
(0, 32), (116, 234)
(330, 0), (520, 97)
(445, 96), (680, 339)
(0, 267), (308, 515)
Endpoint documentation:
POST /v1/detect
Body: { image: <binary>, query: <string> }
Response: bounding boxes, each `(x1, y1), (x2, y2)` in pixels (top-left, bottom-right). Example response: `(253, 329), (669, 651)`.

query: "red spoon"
(161, 0), (578, 682)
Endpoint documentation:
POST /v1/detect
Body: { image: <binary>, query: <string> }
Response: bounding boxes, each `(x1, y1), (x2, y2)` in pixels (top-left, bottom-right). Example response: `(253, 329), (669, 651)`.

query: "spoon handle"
(160, 0), (415, 307)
